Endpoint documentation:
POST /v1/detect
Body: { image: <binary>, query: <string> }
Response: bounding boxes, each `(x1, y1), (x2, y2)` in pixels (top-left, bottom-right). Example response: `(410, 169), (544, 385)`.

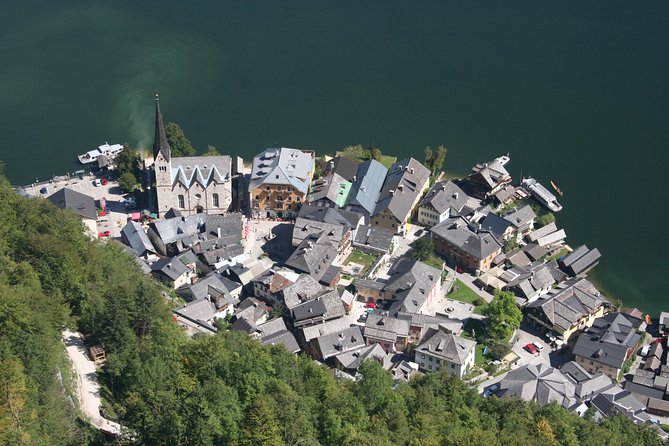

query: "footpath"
(62, 330), (123, 436)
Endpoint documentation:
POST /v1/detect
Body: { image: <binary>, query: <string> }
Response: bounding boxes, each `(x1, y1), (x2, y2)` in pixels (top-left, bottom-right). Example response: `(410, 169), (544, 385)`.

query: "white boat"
(522, 177), (562, 212)
(77, 143), (124, 164)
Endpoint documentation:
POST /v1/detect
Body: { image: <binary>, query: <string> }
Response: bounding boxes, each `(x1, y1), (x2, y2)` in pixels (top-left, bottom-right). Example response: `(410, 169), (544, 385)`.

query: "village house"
(462, 155), (512, 199)
(284, 232), (340, 287)
(150, 257), (194, 289)
(417, 180), (469, 227)
(47, 187), (98, 235)
(248, 147), (315, 219)
(121, 220), (158, 261)
(306, 156), (358, 208)
(292, 205), (363, 254)
(370, 158), (430, 235)
(559, 244), (602, 277)
(345, 159), (388, 215)
(313, 326), (366, 363)
(355, 258), (442, 315)
(525, 278), (609, 340)
(431, 216), (503, 274)
(572, 312), (642, 380)
(414, 331), (476, 378)
(334, 343), (391, 375)
(363, 314), (411, 353)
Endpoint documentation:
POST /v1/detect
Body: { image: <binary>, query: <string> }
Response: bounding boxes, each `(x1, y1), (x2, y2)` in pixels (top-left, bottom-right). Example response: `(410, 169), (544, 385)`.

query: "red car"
(101, 178), (109, 185)
(97, 231), (111, 238)
(523, 343), (538, 354)
(364, 302), (377, 309)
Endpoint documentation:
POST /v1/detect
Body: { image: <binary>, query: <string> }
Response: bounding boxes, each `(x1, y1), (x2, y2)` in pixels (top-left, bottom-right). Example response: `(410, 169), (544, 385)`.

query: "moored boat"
(522, 177), (562, 212)
(77, 143), (124, 164)
(550, 180), (563, 197)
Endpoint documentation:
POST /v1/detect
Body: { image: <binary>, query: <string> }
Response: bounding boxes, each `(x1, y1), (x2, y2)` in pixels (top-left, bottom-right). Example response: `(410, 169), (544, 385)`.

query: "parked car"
(101, 177), (109, 185)
(532, 341), (545, 352)
(364, 302), (377, 309)
(97, 231), (111, 238)
(484, 384), (500, 397)
(93, 179), (101, 186)
(523, 343), (538, 354)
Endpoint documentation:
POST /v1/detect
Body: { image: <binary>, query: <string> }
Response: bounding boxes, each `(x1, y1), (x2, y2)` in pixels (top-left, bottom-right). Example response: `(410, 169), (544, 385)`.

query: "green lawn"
(547, 247), (570, 261)
(474, 344), (486, 366)
(473, 304), (488, 316)
(344, 250), (377, 276)
(448, 279), (481, 304)
(336, 146), (397, 169)
(462, 318), (484, 340)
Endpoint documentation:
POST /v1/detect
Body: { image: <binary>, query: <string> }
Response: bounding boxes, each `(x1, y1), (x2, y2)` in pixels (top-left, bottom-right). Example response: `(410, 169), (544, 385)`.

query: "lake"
(0, 1), (667, 313)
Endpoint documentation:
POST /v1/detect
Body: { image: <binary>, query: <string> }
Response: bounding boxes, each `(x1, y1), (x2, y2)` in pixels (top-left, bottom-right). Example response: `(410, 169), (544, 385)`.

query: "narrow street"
(62, 330), (123, 436)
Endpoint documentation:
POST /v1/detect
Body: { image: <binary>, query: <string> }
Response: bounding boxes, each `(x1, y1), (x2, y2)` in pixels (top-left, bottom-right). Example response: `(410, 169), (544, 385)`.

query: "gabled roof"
(284, 232), (338, 282)
(261, 329), (300, 354)
(373, 158), (430, 222)
(150, 214), (203, 245)
(415, 331), (476, 365)
(307, 156), (358, 206)
(121, 221), (156, 257)
(177, 272), (241, 301)
(560, 244), (601, 276)
(174, 299), (216, 324)
(48, 187), (97, 220)
(384, 258), (441, 314)
(170, 155), (231, 190)
(419, 181), (468, 215)
(249, 147), (314, 195)
(347, 159), (388, 214)
(503, 205), (536, 228)
(151, 256), (189, 281)
(316, 326), (365, 360)
(297, 205), (362, 230)
(353, 225), (394, 253)
(469, 156), (511, 189)
(364, 314), (410, 342)
(335, 344), (387, 371)
(292, 218), (345, 247)
(480, 212), (514, 239)
(527, 222), (558, 243)
(498, 363), (576, 408)
(527, 278), (608, 332)
(431, 217), (503, 260)
(282, 274), (328, 310)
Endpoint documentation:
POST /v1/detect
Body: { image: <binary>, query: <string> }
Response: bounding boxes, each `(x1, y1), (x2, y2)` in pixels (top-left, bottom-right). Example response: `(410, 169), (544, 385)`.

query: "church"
(153, 96), (232, 216)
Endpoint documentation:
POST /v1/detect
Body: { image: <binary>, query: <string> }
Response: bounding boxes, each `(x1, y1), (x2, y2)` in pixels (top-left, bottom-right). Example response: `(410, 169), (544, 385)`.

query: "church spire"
(153, 92), (171, 162)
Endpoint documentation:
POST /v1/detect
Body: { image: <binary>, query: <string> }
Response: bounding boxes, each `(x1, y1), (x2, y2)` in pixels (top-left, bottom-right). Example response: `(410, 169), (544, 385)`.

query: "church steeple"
(153, 92), (171, 162)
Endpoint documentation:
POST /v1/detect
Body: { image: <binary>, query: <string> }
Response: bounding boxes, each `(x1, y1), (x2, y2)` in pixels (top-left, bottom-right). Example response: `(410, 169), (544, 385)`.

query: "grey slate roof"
(48, 187), (97, 220)
(480, 212), (514, 239)
(527, 222), (558, 242)
(282, 274), (328, 310)
(177, 273), (241, 302)
(284, 232), (338, 283)
(174, 299), (217, 324)
(418, 181), (468, 215)
(469, 156), (511, 189)
(261, 329), (301, 354)
(335, 343), (388, 371)
(249, 147), (314, 194)
(307, 156), (358, 204)
(498, 363), (576, 408)
(121, 221), (156, 257)
(292, 298), (327, 322)
(415, 331), (476, 366)
(527, 278), (608, 332)
(316, 326), (365, 360)
(573, 335), (630, 370)
(347, 159), (388, 214)
(523, 243), (547, 261)
(151, 257), (188, 281)
(292, 218), (345, 247)
(150, 214), (203, 245)
(560, 245), (601, 276)
(353, 225), (394, 253)
(170, 155), (231, 190)
(560, 360), (593, 383)
(373, 158), (430, 222)
(298, 204), (363, 230)
(503, 205), (536, 229)
(385, 258), (441, 314)
(431, 217), (503, 260)
(364, 314), (410, 343)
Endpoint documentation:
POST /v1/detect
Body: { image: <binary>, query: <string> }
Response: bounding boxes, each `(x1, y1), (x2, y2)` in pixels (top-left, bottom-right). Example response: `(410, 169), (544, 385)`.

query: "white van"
(92, 179), (102, 187)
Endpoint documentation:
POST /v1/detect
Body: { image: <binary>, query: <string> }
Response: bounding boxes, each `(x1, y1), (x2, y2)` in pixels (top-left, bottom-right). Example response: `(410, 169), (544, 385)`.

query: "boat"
(77, 142), (124, 164)
(522, 177), (563, 212)
(550, 180), (563, 197)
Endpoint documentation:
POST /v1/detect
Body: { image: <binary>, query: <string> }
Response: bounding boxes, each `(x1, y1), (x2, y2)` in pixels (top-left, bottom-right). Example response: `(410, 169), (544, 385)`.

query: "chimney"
(453, 192), (459, 199)
(398, 184), (404, 192)
(217, 227), (221, 238)
(410, 168), (415, 174)
(352, 175), (357, 182)
(389, 189), (395, 195)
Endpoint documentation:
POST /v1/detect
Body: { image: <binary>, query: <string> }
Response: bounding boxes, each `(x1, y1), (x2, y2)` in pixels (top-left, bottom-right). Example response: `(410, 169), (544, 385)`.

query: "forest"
(0, 174), (664, 446)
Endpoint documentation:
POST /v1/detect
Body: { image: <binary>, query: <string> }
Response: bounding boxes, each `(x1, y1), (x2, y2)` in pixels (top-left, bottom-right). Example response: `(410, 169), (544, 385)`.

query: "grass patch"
(473, 304), (488, 316)
(336, 145), (397, 169)
(448, 279), (481, 304)
(462, 318), (485, 340)
(475, 344), (486, 366)
(343, 250), (377, 276)
(547, 247), (569, 261)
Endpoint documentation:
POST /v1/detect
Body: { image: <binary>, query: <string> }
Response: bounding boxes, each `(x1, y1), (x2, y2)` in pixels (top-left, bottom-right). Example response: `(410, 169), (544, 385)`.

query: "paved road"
(62, 330), (122, 436)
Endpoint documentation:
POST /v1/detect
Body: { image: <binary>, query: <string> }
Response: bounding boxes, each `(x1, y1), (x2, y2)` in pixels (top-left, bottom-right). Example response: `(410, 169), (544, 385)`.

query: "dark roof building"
(526, 278), (609, 340)
(559, 244), (602, 277)
(121, 221), (156, 258)
(352, 224), (395, 254)
(48, 187), (97, 220)
(284, 232), (338, 285)
(431, 216), (503, 273)
(306, 156), (358, 207)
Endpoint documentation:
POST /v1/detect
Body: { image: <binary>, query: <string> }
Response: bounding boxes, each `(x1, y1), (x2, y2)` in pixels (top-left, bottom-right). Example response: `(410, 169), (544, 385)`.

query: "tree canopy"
(165, 122), (196, 157)
(483, 289), (523, 341)
(0, 175), (662, 446)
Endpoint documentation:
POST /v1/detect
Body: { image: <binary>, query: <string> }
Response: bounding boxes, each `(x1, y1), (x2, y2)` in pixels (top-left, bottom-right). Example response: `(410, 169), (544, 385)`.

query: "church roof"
(170, 156), (232, 189)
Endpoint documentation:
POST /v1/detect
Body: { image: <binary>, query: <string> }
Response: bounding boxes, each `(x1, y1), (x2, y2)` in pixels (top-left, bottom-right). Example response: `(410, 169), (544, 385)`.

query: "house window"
(178, 195), (185, 208)
(428, 365), (433, 370)
(421, 354), (425, 359)
(450, 364), (455, 369)
(212, 193), (219, 207)
(256, 195), (260, 200)
(159, 165), (167, 172)
(429, 357), (433, 362)
(296, 197), (301, 202)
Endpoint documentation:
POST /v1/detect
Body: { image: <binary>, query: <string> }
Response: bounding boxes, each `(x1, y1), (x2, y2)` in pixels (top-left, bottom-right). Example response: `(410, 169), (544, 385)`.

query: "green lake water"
(0, 1), (667, 313)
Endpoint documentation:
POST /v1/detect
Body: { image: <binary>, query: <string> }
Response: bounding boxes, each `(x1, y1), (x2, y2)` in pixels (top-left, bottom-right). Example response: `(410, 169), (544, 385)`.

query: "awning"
(131, 212), (141, 221)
